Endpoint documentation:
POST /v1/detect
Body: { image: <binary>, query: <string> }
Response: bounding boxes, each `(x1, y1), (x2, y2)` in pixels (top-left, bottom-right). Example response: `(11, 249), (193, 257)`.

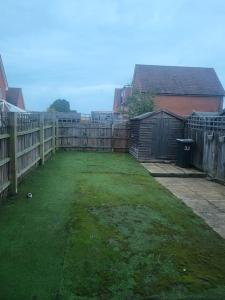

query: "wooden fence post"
(111, 123), (114, 152)
(9, 112), (18, 194)
(52, 113), (56, 154)
(55, 115), (59, 149)
(39, 113), (45, 165)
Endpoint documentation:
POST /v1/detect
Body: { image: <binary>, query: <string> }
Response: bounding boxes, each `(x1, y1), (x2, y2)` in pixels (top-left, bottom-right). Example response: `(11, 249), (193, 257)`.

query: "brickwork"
(154, 95), (223, 116)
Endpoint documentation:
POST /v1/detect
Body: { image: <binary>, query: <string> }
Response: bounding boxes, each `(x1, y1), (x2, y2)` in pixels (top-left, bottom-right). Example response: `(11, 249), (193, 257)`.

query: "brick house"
(0, 55), (25, 111)
(113, 86), (132, 113)
(0, 56), (8, 100)
(114, 64), (224, 116)
(113, 88), (122, 113)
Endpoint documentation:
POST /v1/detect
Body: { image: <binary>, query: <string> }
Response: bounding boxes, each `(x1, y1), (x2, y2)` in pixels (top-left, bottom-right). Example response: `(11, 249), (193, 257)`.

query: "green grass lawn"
(0, 152), (225, 300)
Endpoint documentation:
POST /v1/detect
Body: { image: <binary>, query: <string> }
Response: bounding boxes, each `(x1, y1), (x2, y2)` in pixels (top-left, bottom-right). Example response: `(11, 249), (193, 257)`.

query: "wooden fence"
(0, 112), (130, 200)
(56, 116), (130, 152)
(0, 112), (55, 200)
(186, 115), (225, 183)
(57, 123), (112, 151)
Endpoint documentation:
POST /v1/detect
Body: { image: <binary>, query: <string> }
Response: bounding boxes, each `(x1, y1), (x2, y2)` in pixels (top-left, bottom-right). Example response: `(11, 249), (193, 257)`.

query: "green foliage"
(48, 99), (71, 112)
(126, 91), (154, 117)
(0, 152), (225, 299)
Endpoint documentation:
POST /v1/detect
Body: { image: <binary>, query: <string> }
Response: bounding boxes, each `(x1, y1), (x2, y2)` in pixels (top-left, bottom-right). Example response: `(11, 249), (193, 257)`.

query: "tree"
(48, 99), (71, 112)
(126, 91), (154, 118)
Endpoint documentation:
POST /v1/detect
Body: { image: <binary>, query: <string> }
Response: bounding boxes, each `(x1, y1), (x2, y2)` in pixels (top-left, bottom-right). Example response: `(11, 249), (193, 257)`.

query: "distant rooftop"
(133, 64), (225, 96)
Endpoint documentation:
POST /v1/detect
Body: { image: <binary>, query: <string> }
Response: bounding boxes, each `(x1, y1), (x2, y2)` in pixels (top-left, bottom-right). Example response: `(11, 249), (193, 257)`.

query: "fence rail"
(187, 116), (225, 132)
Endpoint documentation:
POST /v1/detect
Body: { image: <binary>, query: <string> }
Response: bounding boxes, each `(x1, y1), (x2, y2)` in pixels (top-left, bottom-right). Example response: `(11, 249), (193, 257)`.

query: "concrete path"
(142, 162), (205, 177)
(156, 177), (225, 238)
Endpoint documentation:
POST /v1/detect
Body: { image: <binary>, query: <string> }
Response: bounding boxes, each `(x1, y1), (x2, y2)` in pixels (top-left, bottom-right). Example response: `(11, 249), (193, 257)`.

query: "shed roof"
(131, 109), (185, 121)
(132, 64), (225, 96)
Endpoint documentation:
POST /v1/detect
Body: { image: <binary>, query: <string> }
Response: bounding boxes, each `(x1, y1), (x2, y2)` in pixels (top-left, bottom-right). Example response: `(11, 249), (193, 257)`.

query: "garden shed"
(129, 109), (185, 161)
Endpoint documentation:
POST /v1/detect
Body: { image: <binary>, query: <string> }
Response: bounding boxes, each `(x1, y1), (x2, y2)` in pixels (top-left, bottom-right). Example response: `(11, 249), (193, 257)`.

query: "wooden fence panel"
(112, 122), (130, 152)
(57, 123), (113, 151)
(0, 112), (55, 198)
(16, 113), (41, 178)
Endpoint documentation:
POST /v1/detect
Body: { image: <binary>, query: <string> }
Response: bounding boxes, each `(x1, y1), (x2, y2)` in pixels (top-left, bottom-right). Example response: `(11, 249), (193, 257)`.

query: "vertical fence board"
(39, 113), (45, 165)
(9, 112), (17, 194)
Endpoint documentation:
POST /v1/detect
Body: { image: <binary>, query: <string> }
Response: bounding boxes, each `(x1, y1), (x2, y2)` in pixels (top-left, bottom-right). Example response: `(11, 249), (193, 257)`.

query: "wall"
(17, 91), (25, 110)
(155, 95), (223, 116)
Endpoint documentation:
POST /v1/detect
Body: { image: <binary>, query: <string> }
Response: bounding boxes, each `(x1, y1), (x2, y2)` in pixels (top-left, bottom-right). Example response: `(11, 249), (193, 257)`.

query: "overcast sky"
(1, 0), (225, 112)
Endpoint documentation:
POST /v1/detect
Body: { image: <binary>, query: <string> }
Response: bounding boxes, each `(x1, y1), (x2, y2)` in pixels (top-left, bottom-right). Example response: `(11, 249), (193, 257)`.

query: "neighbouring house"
(129, 109), (185, 161)
(0, 55), (25, 111)
(56, 112), (81, 123)
(113, 85), (132, 113)
(0, 56), (8, 100)
(91, 111), (114, 123)
(91, 111), (127, 123)
(6, 88), (25, 110)
(113, 88), (122, 113)
(116, 64), (224, 116)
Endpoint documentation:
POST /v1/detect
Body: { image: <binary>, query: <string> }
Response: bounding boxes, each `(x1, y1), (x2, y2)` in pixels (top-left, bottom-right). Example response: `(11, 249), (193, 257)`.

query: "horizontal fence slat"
(16, 142), (40, 158)
(44, 125), (53, 129)
(57, 136), (112, 139)
(17, 157), (41, 178)
(0, 181), (11, 194)
(0, 133), (10, 140)
(58, 126), (111, 129)
(44, 136), (53, 143)
(57, 145), (112, 149)
(44, 148), (53, 156)
(17, 127), (40, 136)
(0, 157), (10, 167)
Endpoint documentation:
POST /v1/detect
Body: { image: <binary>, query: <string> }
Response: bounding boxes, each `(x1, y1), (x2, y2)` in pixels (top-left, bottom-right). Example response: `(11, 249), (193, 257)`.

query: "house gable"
(113, 88), (122, 112)
(0, 55), (8, 99)
(6, 87), (25, 110)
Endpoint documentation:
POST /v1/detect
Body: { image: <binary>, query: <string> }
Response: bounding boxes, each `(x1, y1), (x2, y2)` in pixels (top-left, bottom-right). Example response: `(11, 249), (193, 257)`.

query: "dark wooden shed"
(129, 109), (185, 161)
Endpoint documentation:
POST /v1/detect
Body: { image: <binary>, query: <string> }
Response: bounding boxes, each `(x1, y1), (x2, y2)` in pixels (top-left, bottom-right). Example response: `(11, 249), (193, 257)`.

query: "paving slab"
(142, 162), (206, 178)
(155, 177), (225, 239)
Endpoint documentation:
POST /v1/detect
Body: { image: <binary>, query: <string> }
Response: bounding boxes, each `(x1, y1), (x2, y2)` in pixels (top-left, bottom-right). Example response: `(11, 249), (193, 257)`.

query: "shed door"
(152, 116), (173, 159)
